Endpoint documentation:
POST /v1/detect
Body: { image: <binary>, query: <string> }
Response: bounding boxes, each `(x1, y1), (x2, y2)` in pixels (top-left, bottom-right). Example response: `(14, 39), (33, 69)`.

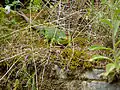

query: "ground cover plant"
(0, 0), (120, 90)
(89, 0), (120, 82)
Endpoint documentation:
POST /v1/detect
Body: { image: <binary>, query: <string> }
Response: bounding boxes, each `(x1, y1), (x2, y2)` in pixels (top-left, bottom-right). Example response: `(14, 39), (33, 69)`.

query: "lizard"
(17, 11), (71, 46)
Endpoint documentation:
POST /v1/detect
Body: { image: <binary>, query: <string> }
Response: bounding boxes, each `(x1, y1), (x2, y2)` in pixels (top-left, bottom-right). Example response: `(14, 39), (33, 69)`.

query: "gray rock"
(81, 69), (105, 80)
(81, 81), (120, 90)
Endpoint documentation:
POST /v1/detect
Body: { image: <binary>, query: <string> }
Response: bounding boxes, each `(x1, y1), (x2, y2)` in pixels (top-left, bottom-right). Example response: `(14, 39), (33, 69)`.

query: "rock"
(81, 81), (120, 90)
(81, 69), (105, 80)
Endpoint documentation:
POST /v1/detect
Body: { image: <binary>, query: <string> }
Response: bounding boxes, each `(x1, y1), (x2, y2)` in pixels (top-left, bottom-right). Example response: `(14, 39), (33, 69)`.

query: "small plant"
(27, 0), (43, 12)
(89, 0), (120, 82)
(6, 0), (23, 8)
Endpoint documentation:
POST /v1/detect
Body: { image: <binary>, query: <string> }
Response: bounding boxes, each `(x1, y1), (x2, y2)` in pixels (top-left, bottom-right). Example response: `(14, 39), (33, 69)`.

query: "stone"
(81, 69), (105, 80)
(81, 81), (120, 90)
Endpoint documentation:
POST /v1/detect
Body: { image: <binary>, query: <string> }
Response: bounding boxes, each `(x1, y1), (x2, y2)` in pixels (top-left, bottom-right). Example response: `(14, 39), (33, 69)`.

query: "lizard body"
(17, 11), (71, 45)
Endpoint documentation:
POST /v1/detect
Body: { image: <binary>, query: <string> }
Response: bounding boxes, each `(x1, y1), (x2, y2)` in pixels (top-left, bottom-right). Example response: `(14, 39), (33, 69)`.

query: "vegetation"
(89, 0), (120, 82)
(0, 0), (120, 89)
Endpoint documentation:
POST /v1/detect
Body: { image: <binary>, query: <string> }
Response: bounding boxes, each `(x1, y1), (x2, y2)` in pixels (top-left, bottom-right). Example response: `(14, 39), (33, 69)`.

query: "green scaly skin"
(41, 26), (71, 45)
(17, 11), (71, 45)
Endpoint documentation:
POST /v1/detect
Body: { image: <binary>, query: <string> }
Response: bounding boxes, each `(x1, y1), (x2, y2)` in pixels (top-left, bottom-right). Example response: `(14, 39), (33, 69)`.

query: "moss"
(61, 48), (92, 70)
(83, 61), (92, 70)
(74, 37), (88, 48)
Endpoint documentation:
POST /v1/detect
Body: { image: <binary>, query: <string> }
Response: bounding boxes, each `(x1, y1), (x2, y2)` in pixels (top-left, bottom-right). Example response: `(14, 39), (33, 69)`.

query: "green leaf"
(115, 39), (120, 47)
(90, 55), (113, 62)
(91, 0), (94, 7)
(13, 79), (19, 90)
(89, 45), (112, 51)
(101, 0), (107, 4)
(25, 78), (32, 87)
(104, 63), (115, 76)
(116, 64), (120, 73)
(116, 50), (120, 58)
(32, 76), (36, 90)
(114, 9), (120, 17)
(101, 19), (113, 28)
(113, 20), (120, 37)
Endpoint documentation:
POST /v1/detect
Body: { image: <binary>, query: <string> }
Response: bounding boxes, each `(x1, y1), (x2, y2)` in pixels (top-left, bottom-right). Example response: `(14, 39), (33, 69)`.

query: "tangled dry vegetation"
(0, 0), (118, 89)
